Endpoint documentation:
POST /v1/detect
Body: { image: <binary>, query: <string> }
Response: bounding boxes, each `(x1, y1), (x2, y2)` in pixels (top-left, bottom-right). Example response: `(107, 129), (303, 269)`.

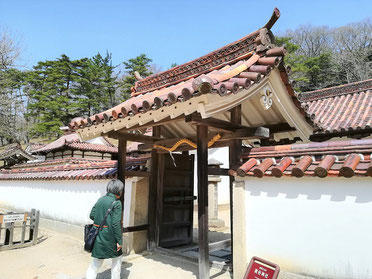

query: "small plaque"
(243, 257), (280, 279)
(1, 214), (26, 224)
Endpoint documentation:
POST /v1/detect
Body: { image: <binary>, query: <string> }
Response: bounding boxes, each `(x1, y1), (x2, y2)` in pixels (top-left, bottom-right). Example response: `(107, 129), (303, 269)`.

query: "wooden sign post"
(243, 257), (280, 279)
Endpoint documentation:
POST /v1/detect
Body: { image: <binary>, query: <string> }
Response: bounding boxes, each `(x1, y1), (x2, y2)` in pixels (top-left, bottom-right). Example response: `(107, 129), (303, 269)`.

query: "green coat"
(89, 193), (123, 259)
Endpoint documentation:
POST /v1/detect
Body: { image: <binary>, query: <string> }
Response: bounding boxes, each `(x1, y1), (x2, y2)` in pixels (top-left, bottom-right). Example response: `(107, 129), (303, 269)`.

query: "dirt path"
(0, 229), (231, 279)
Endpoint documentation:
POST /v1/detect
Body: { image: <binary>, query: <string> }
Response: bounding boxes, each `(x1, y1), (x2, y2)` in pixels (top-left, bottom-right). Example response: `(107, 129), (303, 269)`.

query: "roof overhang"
(77, 69), (313, 144)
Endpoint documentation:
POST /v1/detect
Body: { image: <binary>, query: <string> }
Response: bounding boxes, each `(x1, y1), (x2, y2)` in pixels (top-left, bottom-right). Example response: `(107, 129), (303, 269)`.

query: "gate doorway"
(157, 153), (195, 248)
(155, 152), (232, 272)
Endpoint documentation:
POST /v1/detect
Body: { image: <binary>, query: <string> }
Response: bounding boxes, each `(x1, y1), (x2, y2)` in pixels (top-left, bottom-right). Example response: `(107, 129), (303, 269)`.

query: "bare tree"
(332, 19), (372, 82)
(280, 19), (372, 87)
(0, 27), (21, 69)
(0, 27), (26, 145)
(148, 63), (163, 74)
(285, 25), (332, 58)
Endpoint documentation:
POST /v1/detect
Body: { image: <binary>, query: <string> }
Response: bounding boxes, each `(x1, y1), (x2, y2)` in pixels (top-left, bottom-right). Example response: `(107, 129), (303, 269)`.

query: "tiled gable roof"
(0, 156), (149, 181)
(69, 8), (309, 137)
(32, 133), (118, 154)
(0, 144), (36, 167)
(300, 79), (372, 138)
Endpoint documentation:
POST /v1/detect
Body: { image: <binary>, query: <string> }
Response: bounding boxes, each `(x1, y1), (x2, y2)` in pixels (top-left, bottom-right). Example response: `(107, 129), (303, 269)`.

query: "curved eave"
(203, 69), (313, 141)
(77, 69), (313, 143)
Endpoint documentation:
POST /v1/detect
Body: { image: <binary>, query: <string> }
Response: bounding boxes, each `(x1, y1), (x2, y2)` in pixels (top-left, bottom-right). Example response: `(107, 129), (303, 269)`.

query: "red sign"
(243, 257), (280, 279)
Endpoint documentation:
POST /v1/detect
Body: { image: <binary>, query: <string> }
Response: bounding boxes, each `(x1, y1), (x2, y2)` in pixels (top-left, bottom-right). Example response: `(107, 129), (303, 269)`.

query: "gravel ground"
(0, 229), (231, 279)
(0, 226), (314, 279)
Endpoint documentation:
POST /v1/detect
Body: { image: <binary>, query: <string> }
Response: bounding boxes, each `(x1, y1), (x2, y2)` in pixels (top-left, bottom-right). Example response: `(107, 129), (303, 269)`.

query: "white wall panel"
(243, 177), (372, 279)
(0, 179), (133, 226)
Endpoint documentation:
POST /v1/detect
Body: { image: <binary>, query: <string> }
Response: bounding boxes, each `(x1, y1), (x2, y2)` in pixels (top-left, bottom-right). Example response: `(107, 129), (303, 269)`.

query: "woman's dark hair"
(106, 179), (124, 196)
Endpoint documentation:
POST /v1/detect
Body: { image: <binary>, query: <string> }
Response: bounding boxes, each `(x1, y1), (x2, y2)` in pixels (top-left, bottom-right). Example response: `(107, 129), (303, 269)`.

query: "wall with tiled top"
(0, 179), (134, 226)
(241, 177), (372, 278)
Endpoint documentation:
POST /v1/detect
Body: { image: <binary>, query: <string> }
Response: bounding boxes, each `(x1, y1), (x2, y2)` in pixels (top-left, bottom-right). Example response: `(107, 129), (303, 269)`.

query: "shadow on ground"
(96, 262), (132, 279)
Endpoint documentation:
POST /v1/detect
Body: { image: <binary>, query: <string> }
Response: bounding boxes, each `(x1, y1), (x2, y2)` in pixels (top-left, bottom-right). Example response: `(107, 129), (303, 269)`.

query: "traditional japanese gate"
(71, 8), (316, 279)
(0, 209), (40, 251)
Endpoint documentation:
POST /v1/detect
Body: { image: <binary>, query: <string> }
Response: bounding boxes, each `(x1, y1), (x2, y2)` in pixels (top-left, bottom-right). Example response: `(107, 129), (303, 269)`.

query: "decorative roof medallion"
(260, 89), (273, 110)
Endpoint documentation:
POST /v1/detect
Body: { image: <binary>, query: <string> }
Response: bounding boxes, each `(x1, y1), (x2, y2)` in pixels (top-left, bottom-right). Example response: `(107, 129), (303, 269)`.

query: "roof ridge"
(299, 79), (372, 102)
(131, 8), (281, 95)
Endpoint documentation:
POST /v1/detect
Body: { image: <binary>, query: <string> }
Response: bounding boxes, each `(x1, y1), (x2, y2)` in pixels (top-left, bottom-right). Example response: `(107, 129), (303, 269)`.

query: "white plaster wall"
(191, 147), (230, 205)
(0, 179), (133, 226)
(243, 177), (372, 279)
(209, 147), (230, 205)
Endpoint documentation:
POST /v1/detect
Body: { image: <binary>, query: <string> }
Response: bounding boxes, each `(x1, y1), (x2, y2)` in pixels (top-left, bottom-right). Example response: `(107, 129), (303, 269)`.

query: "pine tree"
(276, 37), (337, 92)
(74, 52), (118, 117)
(119, 54), (152, 100)
(25, 55), (85, 138)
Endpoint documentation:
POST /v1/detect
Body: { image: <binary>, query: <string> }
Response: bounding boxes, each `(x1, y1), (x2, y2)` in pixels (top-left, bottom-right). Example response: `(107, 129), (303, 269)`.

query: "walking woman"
(86, 179), (124, 279)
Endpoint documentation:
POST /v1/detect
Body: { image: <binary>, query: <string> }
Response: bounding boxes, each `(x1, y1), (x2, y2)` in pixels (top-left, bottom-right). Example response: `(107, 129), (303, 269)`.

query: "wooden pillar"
(117, 139), (127, 229)
(155, 153), (165, 246)
(197, 124), (210, 279)
(229, 104), (242, 268)
(148, 126), (161, 250)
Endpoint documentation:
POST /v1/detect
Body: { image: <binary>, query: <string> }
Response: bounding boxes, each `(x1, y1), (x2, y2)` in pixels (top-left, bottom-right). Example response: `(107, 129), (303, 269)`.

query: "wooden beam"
(108, 131), (162, 143)
(197, 124), (210, 279)
(138, 137), (194, 152)
(186, 113), (243, 132)
(117, 139), (127, 231)
(208, 167), (230, 176)
(123, 115), (185, 132)
(147, 126), (161, 251)
(154, 141), (231, 153)
(138, 127), (269, 152)
(219, 127), (269, 140)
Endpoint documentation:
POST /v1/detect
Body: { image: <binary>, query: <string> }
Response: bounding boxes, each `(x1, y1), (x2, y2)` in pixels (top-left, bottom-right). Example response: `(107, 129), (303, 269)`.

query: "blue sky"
(1, 0), (371, 71)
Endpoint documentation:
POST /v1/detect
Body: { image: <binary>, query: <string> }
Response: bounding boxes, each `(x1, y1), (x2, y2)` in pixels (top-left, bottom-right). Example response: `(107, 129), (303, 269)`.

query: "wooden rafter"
(107, 131), (162, 143)
(122, 115), (185, 132)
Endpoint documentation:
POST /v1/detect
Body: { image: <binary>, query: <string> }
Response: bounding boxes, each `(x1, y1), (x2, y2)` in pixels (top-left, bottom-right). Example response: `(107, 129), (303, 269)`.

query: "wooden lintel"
(156, 141), (231, 153)
(185, 113), (243, 132)
(138, 138), (181, 151)
(208, 167), (230, 176)
(108, 131), (162, 143)
(138, 137), (232, 153)
(138, 127), (268, 152)
(220, 127), (269, 140)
